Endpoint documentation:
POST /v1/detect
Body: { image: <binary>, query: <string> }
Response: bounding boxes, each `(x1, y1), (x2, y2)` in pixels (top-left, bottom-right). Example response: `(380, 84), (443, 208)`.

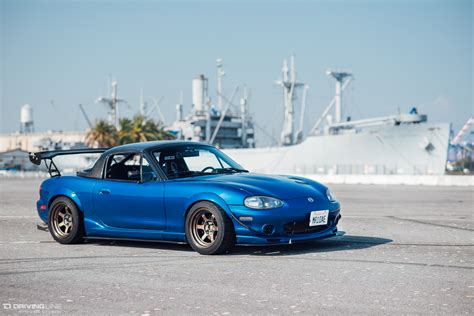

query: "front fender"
(184, 192), (233, 218)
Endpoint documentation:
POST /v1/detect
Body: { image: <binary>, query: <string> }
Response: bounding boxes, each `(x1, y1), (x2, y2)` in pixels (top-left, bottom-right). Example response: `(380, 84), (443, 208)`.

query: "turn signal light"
(239, 216), (253, 221)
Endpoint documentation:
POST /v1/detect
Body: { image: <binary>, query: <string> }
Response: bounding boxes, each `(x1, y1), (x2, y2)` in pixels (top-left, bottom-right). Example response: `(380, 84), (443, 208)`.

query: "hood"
(193, 173), (327, 200)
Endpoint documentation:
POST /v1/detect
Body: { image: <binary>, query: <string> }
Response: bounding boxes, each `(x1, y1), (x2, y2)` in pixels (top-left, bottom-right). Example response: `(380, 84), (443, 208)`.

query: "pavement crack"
(387, 216), (474, 232)
(243, 256), (474, 270)
(323, 239), (473, 247)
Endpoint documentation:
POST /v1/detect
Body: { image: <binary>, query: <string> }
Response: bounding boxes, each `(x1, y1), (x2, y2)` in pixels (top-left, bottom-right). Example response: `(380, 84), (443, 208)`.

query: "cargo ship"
(167, 56), (449, 175)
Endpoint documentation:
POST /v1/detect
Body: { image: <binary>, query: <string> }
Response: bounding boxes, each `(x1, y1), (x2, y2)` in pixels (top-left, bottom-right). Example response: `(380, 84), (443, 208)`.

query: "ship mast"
(275, 55), (306, 146)
(309, 71), (353, 135)
(216, 58), (225, 112)
(240, 86), (249, 147)
(96, 80), (126, 129)
(326, 70), (352, 123)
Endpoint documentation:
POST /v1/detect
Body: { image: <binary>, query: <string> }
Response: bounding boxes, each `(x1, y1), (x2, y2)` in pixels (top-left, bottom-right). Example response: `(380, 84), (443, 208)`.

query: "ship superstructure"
(167, 59), (255, 149)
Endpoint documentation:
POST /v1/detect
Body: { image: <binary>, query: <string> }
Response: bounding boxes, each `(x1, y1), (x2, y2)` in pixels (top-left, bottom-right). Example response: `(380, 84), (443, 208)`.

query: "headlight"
(326, 189), (336, 202)
(244, 196), (283, 209)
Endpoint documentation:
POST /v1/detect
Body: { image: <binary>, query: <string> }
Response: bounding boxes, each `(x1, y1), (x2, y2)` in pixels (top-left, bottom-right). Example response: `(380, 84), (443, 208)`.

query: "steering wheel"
(201, 166), (215, 173)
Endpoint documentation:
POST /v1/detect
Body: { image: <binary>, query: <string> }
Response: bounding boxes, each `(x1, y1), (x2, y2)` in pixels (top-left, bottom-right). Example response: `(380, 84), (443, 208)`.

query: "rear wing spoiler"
(29, 148), (108, 177)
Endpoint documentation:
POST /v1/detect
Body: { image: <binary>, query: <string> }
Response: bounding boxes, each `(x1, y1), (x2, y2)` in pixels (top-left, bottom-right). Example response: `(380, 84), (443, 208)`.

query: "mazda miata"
(30, 141), (341, 255)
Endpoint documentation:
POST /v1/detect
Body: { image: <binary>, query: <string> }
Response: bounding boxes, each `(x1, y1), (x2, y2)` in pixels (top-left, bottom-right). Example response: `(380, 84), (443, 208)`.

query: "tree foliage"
(85, 120), (118, 148)
(86, 115), (175, 148)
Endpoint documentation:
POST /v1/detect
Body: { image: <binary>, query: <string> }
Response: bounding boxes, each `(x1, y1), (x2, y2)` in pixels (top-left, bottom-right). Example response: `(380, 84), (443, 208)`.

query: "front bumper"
(229, 197), (341, 245)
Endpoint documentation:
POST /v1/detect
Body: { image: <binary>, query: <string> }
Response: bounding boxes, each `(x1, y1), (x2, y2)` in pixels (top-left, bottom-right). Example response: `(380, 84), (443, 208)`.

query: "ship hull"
(225, 123), (450, 175)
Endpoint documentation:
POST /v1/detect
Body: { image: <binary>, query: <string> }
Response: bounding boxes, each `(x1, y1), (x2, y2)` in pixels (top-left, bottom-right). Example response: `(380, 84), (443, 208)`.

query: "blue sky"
(1, 0), (472, 145)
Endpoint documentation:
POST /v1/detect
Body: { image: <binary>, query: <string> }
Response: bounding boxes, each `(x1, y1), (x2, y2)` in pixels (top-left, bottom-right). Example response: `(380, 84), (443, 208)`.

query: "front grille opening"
(284, 211), (339, 235)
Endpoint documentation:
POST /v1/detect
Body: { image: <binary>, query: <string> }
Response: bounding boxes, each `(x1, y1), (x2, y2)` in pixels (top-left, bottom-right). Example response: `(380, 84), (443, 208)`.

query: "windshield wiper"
(215, 167), (249, 174)
(168, 171), (206, 179)
(169, 168), (248, 179)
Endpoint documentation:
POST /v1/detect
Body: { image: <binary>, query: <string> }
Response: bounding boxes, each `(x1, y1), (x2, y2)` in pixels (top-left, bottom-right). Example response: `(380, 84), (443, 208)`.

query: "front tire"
(186, 201), (235, 255)
(48, 197), (85, 244)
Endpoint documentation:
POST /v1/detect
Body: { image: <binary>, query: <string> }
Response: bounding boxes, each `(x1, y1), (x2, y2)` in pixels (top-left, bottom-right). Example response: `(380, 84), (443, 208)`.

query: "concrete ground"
(0, 178), (472, 315)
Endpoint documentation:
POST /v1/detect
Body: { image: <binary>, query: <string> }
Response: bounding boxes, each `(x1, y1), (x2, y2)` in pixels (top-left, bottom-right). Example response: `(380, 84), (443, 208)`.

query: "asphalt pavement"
(0, 178), (472, 315)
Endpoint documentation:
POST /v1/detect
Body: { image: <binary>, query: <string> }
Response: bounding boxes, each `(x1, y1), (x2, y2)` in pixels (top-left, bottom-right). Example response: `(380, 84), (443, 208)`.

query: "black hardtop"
(85, 141), (211, 179)
(104, 140), (210, 154)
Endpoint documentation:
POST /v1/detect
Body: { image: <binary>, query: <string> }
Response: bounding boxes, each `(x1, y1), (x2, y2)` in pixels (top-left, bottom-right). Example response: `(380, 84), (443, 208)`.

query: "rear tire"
(186, 201), (235, 255)
(48, 197), (85, 244)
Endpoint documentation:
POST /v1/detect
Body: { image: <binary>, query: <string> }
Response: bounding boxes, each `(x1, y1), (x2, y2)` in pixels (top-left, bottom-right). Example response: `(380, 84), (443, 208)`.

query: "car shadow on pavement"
(230, 235), (393, 256)
(85, 234), (392, 256)
(86, 239), (194, 252)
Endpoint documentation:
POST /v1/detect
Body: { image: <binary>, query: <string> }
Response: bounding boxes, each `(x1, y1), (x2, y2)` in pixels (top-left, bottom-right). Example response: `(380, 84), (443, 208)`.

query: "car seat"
(109, 163), (128, 180)
(158, 152), (189, 177)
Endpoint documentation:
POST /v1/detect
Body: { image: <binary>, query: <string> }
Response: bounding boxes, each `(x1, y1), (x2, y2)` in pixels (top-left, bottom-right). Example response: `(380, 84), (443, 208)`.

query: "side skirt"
(83, 236), (188, 245)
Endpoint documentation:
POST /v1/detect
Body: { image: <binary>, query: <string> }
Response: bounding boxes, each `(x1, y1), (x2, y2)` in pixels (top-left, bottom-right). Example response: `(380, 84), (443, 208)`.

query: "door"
(92, 152), (165, 230)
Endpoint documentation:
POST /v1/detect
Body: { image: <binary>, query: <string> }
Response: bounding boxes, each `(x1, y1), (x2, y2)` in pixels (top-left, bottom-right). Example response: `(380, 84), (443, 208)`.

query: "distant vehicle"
(29, 141), (341, 255)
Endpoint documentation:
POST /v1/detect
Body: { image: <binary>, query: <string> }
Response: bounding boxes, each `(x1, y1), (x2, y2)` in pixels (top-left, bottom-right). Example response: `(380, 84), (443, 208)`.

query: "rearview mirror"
(176, 150), (199, 158)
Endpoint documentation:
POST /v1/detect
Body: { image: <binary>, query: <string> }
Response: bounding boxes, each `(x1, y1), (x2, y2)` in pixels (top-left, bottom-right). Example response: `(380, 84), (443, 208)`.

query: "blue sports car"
(30, 141), (341, 255)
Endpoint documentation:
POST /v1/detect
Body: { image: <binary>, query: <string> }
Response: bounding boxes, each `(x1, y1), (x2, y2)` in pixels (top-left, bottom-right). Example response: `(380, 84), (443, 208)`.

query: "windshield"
(153, 145), (247, 179)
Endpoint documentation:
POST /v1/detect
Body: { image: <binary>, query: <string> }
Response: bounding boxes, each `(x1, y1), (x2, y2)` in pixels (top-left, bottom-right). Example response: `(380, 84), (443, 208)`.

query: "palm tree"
(118, 115), (174, 144)
(87, 115), (174, 147)
(148, 119), (175, 141)
(85, 120), (118, 148)
(118, 118), (134, 145)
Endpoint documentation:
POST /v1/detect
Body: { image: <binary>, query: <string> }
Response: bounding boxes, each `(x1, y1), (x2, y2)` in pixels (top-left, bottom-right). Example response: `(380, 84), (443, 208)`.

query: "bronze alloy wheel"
(185, 201), (235, 255)
(51, 203), (74, 238)
(48, 197), (84, 244)
(190, 209), (219, 248)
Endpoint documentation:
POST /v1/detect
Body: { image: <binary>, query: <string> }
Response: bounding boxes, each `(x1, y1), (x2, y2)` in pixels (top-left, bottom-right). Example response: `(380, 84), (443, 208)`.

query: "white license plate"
(309, 210), (329, 227)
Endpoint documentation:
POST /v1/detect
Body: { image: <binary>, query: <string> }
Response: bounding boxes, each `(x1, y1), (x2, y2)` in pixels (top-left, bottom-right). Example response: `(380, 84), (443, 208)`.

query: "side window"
(105, 153), (156, 181)
(140, 157), (157, 182)
(108, 154), (127, 168)
(105, 154), (128, 180)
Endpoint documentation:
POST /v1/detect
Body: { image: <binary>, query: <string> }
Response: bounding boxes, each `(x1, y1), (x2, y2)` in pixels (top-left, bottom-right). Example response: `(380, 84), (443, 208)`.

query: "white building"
(0, 131), (87, 153)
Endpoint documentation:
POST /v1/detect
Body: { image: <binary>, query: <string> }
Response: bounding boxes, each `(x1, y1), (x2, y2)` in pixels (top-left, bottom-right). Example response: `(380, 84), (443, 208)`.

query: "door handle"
(99, 188), (111, 195)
